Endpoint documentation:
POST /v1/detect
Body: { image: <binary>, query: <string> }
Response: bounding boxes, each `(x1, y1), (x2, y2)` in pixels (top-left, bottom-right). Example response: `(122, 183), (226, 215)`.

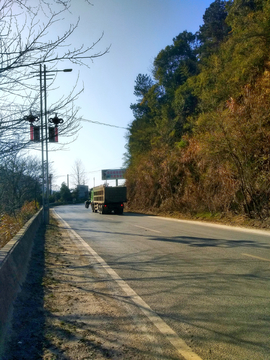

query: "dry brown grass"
(0, 201), (39, 249)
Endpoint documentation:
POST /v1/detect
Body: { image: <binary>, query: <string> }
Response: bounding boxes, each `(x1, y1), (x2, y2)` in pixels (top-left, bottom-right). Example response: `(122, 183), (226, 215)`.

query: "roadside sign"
(102, 169), (126, 180)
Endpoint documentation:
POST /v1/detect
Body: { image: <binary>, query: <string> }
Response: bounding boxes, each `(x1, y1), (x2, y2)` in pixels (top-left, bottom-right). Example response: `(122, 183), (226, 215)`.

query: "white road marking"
(53, 211), (203, 360)
(131, 224), (161, 234)
(150, 216), (270, 236)
(242, 253), (270, 262)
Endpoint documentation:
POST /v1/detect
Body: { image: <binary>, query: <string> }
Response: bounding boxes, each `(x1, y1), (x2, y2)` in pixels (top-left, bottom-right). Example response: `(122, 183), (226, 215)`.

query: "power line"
(53, 169), (101, 178)
(81, 118), (128, 130)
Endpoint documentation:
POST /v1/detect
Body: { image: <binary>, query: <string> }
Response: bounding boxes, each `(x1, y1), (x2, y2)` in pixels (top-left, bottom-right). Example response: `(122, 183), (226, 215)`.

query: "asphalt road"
(54, 204), (270, 360)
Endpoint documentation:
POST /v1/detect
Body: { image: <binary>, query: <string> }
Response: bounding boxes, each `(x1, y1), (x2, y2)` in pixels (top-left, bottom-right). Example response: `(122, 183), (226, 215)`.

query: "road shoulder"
(3, 212), (182, 360)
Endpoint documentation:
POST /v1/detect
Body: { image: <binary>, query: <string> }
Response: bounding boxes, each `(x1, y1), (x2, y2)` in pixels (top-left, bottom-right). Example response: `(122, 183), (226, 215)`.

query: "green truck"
(85, 185), (127, 214)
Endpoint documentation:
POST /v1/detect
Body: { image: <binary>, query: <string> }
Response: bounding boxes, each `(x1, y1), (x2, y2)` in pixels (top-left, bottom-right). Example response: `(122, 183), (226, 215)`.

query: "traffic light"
(49, 126), (58, 142)
(30, 124), (40, 142)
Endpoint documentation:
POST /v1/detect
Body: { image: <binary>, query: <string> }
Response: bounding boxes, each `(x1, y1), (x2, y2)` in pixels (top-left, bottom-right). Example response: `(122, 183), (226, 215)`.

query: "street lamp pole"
(39, 65), (72, 224)
(44, 64), (50, 224)
(28, 65), (72, 224)
(39, 64), (46, 223)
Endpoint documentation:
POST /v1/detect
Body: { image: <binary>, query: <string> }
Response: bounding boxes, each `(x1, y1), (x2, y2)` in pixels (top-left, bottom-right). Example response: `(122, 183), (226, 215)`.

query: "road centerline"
(242, 253), (270, 262)
(131, 224), (162, 234)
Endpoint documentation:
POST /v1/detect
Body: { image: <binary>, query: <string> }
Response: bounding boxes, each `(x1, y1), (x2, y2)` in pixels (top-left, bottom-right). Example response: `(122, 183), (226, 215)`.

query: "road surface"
(53, 204), (270, 360)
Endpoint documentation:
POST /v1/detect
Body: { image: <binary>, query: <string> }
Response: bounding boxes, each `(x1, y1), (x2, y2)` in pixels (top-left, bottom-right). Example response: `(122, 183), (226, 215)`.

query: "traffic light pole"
(29, 65), (72, 224)
(44, 64), (50, 224)
(39, 64), (46, 223)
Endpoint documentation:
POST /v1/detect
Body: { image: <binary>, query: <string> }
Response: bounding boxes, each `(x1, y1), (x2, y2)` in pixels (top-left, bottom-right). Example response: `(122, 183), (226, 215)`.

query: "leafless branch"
(0, 0), (109, 160)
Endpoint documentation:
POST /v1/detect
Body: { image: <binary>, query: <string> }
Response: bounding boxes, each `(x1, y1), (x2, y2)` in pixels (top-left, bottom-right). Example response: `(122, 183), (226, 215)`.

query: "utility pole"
(29, 65), (72, 224)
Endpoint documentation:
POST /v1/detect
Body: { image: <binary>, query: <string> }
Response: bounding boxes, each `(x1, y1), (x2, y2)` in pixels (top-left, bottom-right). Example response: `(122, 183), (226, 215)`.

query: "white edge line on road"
(242, 253), (270, 262)
(53, 210), (203, 360)
(150, 216), (270, 236)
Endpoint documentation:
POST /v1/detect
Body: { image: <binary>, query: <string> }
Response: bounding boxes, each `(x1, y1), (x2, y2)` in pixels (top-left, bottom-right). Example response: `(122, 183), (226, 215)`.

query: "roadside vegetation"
(125, 0), (270, 226)
(0, 201), (39, 249)
(0, 154), (41, 248)
(0, 153), (87, 249)
(0, 177), (86, 249)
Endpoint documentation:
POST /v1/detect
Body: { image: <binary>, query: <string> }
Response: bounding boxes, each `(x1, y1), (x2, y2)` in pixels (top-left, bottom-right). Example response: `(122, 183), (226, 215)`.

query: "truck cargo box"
(104, 186), (127, 203)
(88, 185), (127, 214)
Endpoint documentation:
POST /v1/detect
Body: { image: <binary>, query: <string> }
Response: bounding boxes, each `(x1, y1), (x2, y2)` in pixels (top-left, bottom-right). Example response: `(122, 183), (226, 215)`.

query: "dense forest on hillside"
(125, 0), (270, 221)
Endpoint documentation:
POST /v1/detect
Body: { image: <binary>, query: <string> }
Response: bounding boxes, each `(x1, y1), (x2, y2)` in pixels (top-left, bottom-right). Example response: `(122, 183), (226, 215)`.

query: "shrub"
(0, 201), (39, 249)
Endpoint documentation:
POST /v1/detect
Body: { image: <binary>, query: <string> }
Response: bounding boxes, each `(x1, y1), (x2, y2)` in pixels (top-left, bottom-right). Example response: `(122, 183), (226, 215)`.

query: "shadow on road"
(148, 235), (270, 249)
(64, 216), (270, 250)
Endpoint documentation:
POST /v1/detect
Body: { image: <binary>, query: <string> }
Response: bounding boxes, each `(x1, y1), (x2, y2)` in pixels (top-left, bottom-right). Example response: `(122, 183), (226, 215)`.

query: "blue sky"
(41, 0), (213, 189)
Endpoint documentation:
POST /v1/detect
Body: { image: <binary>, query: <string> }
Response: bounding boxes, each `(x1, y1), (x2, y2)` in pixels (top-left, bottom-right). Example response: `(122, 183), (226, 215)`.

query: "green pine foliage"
(126, 0), (270, 220)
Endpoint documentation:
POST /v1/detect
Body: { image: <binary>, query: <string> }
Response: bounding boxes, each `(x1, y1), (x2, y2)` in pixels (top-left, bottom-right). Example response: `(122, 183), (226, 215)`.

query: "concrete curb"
(0, 208), (43, 356)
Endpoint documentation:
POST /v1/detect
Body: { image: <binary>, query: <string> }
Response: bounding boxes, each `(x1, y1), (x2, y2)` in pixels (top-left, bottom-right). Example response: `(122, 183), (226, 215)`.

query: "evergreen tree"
(153, 31), (197, 95)
(197, 0), (231, 58)
(60, 183), (72, 203)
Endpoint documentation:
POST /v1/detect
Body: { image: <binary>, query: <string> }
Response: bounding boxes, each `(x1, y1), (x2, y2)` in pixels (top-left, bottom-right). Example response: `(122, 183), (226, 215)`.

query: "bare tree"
(72, 158), (87, 186)
(0, 0), (109, 160)
(0, 153), (42, 215)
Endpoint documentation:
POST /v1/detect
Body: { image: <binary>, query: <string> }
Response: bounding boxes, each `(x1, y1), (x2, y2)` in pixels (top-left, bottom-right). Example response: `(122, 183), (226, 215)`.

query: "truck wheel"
(101, 205), (107, 214)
